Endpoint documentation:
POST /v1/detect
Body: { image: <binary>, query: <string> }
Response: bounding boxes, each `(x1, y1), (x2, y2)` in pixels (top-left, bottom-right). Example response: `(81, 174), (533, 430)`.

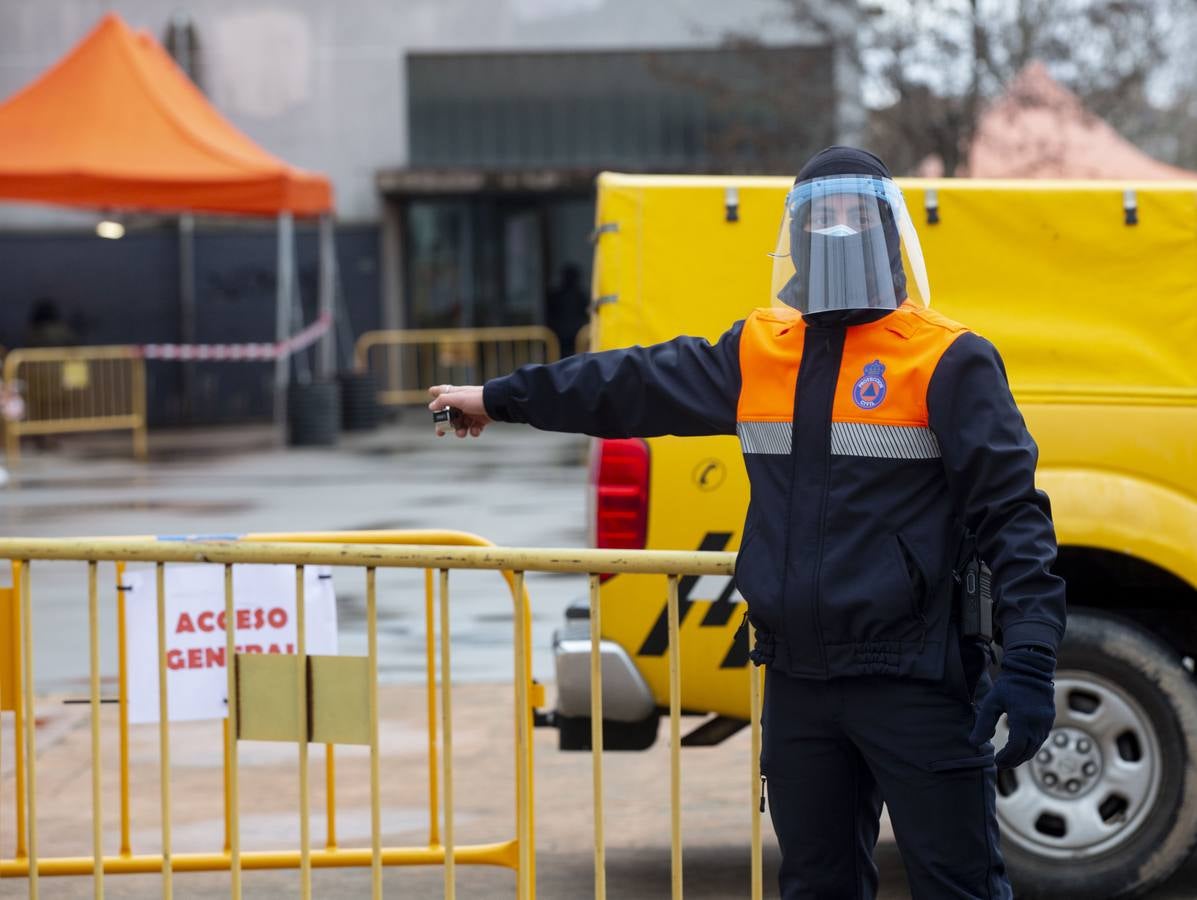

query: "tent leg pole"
(179, 213), (196, 423)
(318, 215), (337, 380)
(275, 211), (294, 441)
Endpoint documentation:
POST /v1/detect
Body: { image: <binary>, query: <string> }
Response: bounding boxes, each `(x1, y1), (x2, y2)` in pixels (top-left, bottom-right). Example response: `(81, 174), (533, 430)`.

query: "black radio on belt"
(959, 554), (994, 643)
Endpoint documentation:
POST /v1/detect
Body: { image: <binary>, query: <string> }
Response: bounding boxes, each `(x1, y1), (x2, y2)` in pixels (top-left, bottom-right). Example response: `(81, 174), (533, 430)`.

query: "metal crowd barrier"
(0, 531), (755, 900)
(2, 345), (147, 464)
(354, 327), (561, 407)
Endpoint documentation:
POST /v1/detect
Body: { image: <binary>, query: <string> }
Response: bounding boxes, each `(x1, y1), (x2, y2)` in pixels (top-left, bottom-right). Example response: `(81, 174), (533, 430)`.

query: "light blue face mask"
(812, 224), (859, 238)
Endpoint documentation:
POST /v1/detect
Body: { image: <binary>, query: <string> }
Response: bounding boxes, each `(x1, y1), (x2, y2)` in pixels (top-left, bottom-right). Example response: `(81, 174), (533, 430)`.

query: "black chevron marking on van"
(637, 532), (733, 657)
(699, 578), (739, 627)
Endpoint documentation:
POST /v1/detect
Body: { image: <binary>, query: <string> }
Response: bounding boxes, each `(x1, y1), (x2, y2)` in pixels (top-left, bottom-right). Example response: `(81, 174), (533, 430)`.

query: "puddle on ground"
(341, 519), (420, 532)
(8, 475), (156, 491)
(11, 472), (433, 491)
(0, 499), (254, 521)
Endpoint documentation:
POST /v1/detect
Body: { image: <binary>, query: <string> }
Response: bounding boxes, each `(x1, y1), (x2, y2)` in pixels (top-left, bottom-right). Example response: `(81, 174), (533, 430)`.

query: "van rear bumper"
(540, 601), (659, 751)
(553, 624), (656, 722)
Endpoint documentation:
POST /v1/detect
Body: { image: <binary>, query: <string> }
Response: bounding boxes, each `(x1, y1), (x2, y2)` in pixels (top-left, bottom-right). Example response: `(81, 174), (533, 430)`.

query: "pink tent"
(920, 62), (1197, 179)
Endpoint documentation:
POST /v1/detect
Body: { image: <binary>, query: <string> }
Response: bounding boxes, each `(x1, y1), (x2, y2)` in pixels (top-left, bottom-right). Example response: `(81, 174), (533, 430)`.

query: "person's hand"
(427, 384), (491, 438)
(969, 647), (1056, 769)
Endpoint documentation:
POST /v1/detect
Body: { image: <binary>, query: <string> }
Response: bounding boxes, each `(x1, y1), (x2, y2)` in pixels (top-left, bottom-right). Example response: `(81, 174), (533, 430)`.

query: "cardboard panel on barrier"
(125, 564), (337, 724)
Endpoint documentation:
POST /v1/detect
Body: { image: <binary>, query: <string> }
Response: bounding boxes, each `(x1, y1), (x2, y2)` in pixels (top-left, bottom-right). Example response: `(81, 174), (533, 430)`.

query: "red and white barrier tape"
(140, 313), (332, 362)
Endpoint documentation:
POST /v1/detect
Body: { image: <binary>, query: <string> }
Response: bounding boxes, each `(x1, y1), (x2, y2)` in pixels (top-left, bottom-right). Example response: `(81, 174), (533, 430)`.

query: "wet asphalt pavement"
(4, 419), (1197, 898)
(1, 419), (591, 695)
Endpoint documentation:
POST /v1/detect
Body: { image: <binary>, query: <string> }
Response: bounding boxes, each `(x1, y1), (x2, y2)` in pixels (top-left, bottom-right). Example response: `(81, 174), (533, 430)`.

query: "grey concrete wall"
(0, 0), (842, 227)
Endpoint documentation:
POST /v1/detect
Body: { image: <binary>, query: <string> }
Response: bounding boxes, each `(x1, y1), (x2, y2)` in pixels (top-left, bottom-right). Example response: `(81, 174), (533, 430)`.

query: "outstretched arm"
(429, 323), (744, 439)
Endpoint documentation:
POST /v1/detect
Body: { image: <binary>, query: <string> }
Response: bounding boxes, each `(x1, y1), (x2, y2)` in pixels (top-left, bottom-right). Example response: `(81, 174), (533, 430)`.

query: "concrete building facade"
(0, 0), (860, 422)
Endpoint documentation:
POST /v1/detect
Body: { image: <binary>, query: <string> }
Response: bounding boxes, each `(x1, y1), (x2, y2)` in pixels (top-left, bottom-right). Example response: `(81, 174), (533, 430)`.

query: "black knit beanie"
(796, 145), (893, 183)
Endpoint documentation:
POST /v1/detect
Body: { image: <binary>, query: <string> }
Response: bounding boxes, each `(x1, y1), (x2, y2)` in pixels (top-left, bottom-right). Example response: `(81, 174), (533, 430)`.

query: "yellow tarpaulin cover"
(593, 174), (1197, 397)
(591, 173), (1197, 721)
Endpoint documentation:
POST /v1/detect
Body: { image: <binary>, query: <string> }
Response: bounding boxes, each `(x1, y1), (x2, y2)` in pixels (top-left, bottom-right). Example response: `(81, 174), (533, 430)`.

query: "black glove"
(969, 647), (1056, 769)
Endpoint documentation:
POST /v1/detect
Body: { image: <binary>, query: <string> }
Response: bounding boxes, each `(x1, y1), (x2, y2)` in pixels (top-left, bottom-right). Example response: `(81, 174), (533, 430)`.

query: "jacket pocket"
(894, 533), (930, 626)
(928, 752), (995, 772)
(733, 520), (777, 664)
(734, 519), (781, 634)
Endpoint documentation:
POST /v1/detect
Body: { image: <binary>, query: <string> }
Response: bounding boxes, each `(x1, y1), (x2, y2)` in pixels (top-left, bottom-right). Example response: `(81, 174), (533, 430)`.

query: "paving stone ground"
(1, 682), (909, 899)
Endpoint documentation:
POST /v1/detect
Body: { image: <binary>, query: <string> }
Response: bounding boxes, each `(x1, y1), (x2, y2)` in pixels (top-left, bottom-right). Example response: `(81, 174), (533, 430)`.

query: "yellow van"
(544, 174), (1197, 899)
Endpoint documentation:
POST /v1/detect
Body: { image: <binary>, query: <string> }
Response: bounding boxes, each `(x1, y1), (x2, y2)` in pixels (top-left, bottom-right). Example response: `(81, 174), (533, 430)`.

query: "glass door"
(404, 200), (473, 329)
(498, 205), (544, 327)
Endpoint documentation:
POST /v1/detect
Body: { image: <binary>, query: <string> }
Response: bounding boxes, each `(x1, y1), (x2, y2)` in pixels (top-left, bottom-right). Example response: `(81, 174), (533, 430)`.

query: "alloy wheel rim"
(994, 670), (1162, 859)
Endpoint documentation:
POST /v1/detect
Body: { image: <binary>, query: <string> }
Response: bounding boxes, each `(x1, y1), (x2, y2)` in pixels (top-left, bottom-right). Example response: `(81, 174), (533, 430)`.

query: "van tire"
(1000, 610), (1197, 899)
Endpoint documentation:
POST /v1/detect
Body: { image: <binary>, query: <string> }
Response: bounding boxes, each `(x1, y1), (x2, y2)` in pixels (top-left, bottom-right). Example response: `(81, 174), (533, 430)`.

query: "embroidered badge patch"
(852, 359), (887, 410)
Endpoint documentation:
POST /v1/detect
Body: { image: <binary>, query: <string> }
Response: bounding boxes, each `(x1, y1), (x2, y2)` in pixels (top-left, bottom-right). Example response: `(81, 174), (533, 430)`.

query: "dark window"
(407, 45), (837, 173)
(402, 196), (593, 332)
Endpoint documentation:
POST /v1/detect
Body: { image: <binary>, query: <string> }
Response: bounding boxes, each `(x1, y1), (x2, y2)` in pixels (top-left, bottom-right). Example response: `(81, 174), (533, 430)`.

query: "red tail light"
(590, 438), (650, 562)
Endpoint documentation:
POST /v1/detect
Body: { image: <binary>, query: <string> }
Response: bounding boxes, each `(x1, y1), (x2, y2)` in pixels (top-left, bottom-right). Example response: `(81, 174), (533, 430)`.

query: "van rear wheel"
(998, 610), (1197, 899)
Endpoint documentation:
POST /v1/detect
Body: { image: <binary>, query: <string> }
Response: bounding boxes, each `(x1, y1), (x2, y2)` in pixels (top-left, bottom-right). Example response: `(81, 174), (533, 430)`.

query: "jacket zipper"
(759, 774), (767, 813)
(807, 329), (843, 676)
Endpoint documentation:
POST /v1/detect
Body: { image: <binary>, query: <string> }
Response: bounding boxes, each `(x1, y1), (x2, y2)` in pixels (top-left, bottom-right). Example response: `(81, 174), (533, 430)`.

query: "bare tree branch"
(772, 0), (1185, 175)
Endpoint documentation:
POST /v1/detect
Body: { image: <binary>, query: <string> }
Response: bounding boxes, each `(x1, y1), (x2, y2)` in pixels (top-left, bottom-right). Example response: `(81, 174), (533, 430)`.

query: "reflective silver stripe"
(737, 421), (940, 458)
(737, 421), (791, 455)
(829, 422), (941, 459)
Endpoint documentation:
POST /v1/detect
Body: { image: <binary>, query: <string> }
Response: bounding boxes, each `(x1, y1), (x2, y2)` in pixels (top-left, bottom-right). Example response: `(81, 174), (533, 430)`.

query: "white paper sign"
(126, 564), (337, 724)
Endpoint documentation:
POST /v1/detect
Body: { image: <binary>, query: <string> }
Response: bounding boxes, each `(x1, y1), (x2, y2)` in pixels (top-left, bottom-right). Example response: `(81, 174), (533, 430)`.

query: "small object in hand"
(432, 407), (463, 436)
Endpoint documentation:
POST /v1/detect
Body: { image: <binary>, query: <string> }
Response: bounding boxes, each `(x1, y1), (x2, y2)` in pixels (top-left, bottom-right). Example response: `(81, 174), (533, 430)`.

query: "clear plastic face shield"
(770, 175), (931, 315)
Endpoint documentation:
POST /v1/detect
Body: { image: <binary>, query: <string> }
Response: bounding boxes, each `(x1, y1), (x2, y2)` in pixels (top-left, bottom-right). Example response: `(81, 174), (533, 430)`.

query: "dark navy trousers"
(761, 639), (1012, 900)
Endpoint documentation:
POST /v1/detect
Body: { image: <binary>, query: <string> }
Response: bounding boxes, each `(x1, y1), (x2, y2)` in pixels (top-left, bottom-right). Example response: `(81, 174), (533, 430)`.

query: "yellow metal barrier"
(354, 327), (561, 407)
(0, 534), (759, 900)
(2, 345), (147, 464)
(575, 321), (592, 356)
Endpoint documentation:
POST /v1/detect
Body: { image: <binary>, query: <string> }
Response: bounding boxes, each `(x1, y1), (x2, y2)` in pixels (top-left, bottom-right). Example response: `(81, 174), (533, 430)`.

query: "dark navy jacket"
(484, 302), (1066, 681)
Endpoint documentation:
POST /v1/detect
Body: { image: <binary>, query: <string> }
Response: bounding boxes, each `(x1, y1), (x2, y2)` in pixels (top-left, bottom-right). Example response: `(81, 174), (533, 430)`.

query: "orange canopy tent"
(0, 12), (331, 216)
(0, 13), (338, 426)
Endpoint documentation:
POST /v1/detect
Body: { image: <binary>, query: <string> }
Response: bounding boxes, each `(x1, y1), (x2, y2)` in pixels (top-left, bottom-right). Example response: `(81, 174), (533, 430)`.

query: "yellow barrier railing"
(0, 534), (756, 900)
(354, 327), (561, 407)
(2, 345), (147, 464)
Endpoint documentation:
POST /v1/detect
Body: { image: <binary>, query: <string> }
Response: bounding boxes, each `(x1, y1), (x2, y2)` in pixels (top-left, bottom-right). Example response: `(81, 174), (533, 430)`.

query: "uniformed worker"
(428, 146), (1066, 899)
